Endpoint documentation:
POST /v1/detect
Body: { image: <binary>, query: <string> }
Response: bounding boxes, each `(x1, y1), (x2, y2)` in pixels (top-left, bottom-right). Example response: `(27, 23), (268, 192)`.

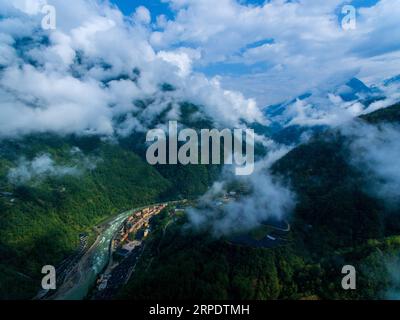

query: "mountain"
(1, 93), (399, 300)
(383, 74), (400, 87)
(0, 126), (220, 299)
(360, 101), (400, 123)
(272, 103), (400, 253)
(263, 77), (385, 145)
(264, 77), (380, 123)
(119, 102), (400, 300)
(336, 77), (376, 102)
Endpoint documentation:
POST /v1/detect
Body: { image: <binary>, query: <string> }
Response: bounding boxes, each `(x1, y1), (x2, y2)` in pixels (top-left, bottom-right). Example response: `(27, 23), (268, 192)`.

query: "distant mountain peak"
(383, 74), (400, 87)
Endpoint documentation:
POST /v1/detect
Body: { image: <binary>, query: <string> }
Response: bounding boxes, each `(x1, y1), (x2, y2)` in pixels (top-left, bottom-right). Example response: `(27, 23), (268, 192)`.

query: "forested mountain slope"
(120, 103), (400, 300)
(0, 132), (219, 299)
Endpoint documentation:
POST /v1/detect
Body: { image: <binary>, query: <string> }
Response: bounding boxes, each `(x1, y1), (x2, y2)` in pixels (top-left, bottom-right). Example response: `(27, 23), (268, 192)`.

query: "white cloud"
(0, 0), (264, 139)
(157, 48), (200, 77)
(133, 6), (151, 25)
(0, 0), (398, 139)
(342, 121), (400, 206)
(8, 154), (80, 184)
(188, 146), (295, 235)
(11, 0), (47, 15)
(154, 0), (400, 106)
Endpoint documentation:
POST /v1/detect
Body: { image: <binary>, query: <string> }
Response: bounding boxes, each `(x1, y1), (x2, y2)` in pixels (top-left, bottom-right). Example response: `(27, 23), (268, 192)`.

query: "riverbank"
(39, 201), (184, 300)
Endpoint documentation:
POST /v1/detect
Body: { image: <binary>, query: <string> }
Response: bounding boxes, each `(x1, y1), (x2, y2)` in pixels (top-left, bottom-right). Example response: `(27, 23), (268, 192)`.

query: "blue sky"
(104, 0), (400, 106)
(110, 0), (384, 76)
(2, 0), (399, 136)
(110, 0), (262, 15)
(110, 0), (380, 16)
(110, 0), (173, 17)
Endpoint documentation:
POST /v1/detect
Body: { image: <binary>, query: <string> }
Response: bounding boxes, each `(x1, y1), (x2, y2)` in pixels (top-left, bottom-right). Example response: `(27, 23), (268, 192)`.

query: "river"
(55, 209), (136, 300)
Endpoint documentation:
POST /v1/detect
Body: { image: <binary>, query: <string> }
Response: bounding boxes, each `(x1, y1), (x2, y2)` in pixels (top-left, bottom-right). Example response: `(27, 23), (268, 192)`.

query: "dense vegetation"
(0, 132), (219, 299)
(272, 103), (400, 254)
(120, 103), (400, 300)
(1, 103), (400, 300)
(120, 208), (400, 300)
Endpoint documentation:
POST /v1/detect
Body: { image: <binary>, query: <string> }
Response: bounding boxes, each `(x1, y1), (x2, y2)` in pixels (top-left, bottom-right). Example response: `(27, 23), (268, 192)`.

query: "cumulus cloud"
(152, 0), (400, 107)
(133, 6), (151, 25)
(1, 0), (399, 139)
(0, 0), (264, 140)
(157, 48), (200, 77)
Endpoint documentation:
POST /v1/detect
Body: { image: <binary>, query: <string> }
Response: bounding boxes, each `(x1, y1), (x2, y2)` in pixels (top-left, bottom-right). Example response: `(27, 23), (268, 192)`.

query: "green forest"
(0, 133), (218, 299)
(120, 103), (400, 300)
(120, 211), (400, 300)
(1, 103), (400, 300)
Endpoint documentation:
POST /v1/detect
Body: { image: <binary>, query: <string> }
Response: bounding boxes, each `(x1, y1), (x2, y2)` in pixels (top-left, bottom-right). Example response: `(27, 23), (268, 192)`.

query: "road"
(49, 209), (136, 300)
(228, 219), (292, 249)
(91, 244), (145, 300)
(42, 201), (181, 300)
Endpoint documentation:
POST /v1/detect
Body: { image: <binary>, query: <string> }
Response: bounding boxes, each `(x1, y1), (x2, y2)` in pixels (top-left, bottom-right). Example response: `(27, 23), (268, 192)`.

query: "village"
(94, 204), (167, 295)
(113, 204), (167, 258)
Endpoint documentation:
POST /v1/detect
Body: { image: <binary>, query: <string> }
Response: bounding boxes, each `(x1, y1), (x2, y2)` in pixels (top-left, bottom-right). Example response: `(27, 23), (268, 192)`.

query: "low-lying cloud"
(188, 147), (296, 236)
(8, 154), (80, 184)
(7, 149), (98, 185)
(342, 121), (400, 206)
(384, 256), (400, 300)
